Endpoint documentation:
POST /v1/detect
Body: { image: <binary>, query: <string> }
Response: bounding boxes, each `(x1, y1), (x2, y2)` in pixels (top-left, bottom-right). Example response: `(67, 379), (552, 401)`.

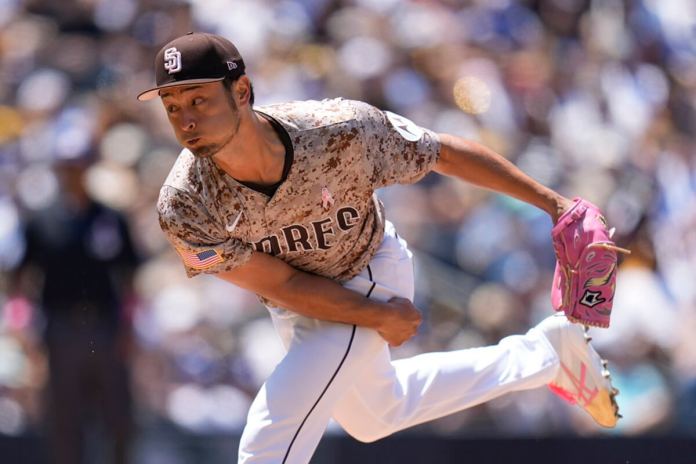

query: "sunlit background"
(1, 0), (696, 462)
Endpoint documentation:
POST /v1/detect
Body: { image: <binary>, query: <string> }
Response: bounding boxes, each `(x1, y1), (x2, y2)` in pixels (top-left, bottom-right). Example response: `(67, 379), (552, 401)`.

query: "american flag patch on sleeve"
(177, 247), (224, 270)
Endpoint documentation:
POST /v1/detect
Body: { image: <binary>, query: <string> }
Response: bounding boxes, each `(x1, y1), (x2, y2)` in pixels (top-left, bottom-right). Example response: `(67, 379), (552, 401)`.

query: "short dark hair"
(223, 75), (255, 106)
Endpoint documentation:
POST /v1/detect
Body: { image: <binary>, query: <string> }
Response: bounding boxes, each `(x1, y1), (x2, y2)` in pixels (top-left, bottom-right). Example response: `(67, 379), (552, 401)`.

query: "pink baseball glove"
(551, 198), (630, 328)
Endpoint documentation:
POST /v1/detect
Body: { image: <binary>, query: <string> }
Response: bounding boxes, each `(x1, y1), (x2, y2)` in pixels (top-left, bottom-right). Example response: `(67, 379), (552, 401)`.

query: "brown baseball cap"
(137, 32), (246, 101)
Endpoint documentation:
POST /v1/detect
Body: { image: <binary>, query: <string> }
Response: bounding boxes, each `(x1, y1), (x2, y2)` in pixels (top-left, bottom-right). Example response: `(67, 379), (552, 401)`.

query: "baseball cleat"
(536, 313), (620, 428)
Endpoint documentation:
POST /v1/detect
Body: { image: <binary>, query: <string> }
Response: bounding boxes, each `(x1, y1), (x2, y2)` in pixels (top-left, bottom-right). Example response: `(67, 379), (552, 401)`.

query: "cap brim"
(137, 77), (226, 101)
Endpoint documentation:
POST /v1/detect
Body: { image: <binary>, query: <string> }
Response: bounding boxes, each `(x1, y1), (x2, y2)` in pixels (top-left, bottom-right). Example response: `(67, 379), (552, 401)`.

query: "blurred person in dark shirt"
(13, 154), (139, 464)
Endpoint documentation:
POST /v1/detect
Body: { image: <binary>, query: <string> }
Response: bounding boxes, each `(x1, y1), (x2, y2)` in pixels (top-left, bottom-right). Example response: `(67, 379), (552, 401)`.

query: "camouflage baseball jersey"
(157, 98), (440, 285)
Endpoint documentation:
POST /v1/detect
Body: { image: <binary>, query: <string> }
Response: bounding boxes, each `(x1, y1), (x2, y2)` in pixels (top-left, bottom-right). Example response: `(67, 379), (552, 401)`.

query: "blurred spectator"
(11, 154), (139, 464)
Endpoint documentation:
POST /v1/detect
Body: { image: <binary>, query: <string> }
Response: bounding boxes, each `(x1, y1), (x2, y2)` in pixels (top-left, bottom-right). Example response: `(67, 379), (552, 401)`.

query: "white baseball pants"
(238, 222), (560, 463)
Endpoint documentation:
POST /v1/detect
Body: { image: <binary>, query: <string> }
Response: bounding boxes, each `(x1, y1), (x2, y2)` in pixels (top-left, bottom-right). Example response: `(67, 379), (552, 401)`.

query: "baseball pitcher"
(139, 32), (623, 463)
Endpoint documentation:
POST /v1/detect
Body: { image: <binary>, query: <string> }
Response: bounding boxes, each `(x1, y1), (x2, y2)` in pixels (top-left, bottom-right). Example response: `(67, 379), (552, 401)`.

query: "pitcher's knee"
(341, 424), (390, 443)
(347, 430), (384, 443)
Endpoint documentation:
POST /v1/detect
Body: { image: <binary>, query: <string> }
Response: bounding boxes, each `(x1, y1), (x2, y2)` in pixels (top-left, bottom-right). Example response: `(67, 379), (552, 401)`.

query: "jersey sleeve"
(356, 101), (441, 188)
(157, 186), (254, 278)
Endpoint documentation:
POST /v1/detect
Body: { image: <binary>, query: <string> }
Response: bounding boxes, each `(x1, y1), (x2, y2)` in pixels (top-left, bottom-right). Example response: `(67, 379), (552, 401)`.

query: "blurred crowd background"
(1, 0), (696, 462)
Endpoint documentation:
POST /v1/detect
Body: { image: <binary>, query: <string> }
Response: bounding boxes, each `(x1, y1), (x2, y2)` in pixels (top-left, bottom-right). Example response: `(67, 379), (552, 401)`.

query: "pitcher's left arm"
(433, 134), (572, 223)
